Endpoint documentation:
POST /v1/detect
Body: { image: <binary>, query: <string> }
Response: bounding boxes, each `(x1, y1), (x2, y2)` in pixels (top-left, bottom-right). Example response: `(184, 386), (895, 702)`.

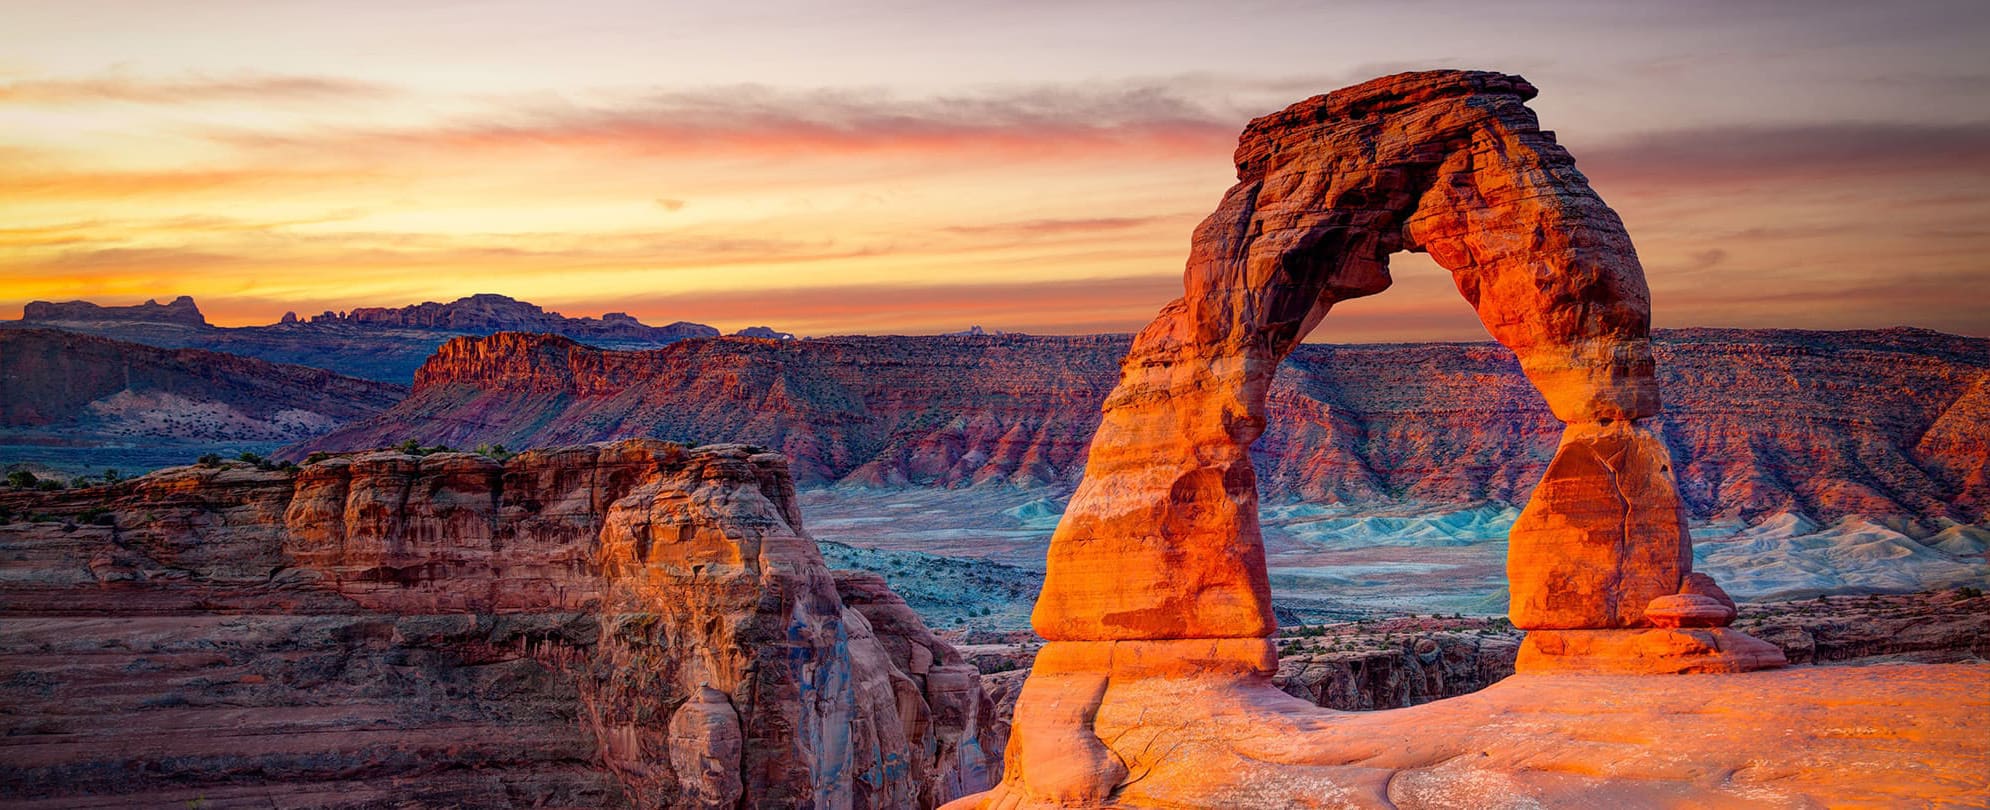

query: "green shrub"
(197, 453), (222, 467)
(5, 470), (35, 489)
(35, 479), (61, 491)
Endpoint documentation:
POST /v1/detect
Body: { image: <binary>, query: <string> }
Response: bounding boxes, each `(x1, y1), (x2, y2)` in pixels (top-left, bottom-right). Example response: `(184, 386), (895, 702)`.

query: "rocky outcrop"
(0, 441), (988, 807)
(733, 326), (797, 340)
(289, 328), (1990, 524)
(953, 71), (1843, 809)
(21, 295), (208, 327)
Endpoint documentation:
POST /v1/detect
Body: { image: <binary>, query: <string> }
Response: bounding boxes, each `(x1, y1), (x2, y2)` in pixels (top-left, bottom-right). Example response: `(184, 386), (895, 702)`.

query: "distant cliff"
(295, 328), (1990, 523)
(21, 295), (209, 327)
(0, 441), (997, 807)
(5, 293), (721, 383)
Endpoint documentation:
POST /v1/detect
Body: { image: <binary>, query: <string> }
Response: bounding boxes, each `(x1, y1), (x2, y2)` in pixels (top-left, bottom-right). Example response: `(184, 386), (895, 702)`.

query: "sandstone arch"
(1034, 70), (1742, 642)
(955, 71), (1792, 808)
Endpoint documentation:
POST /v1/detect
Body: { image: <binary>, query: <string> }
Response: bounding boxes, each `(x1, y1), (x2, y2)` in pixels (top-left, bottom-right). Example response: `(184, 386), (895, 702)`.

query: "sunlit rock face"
(0, 441), (990, 808)
(1031, 69), (1715, 644)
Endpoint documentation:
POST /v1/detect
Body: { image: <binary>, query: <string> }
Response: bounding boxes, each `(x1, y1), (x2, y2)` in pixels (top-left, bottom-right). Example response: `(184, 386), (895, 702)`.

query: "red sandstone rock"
(1643, 593), (1735, 628)
(1678, 571), (1738, 611)
(1030, 69), (1728, 643)
(960, 69), (1805, 809)
(1516, 627), (1786, 674)
(1507, 422), (1693, 628)
(0, 442), (988, 808)
(948, 648), (1984, 809)
(667, 686), (745, 808)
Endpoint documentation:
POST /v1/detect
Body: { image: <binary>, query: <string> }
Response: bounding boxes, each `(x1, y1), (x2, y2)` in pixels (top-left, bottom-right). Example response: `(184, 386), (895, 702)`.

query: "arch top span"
(1032, 70), (1705, 642)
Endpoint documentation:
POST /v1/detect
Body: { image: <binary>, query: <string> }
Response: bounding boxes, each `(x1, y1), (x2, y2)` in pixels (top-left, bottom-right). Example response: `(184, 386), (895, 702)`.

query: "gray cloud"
(1578, 122), (1990, 187)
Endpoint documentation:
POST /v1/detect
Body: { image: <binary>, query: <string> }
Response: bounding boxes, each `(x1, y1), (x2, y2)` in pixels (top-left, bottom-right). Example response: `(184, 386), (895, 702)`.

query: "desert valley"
(3, 3), (1988, 809)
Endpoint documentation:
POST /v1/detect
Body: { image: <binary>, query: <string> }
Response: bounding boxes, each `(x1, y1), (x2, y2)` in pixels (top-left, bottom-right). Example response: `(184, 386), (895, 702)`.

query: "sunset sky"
(2, 0), (1986, 340)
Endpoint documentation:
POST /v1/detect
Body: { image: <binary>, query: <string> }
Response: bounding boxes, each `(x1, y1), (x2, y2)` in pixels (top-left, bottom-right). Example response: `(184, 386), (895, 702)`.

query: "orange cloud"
(0, 165), (376, 199)
(0, 74), (390, 105)
(217, 83), (1241, 163)
(1575, 122), (1990, 189)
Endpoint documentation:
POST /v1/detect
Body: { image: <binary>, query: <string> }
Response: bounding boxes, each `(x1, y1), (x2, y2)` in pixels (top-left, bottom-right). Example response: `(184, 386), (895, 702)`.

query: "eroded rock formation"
(945, 70), (1990, 809)
(1028, 70), (1774, 670)
(0, 442), (991, 808)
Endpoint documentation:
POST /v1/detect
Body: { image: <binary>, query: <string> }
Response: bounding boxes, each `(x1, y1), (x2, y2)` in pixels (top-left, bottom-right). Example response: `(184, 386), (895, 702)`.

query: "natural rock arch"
(952, 71), (1788, 808)
(1033, 70), (1751, 644)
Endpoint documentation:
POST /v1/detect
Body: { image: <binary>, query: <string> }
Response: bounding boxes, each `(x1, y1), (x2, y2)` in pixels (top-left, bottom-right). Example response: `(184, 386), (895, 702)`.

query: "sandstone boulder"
(1643, 593), (1736, 628)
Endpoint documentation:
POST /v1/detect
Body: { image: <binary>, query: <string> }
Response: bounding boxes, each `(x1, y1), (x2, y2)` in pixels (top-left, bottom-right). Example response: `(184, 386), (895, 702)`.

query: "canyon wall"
(294, 327), (1989, 524)
(0, 442), (993, 808)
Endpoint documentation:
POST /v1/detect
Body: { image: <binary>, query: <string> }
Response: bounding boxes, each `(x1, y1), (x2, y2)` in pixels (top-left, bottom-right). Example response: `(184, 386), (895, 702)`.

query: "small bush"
(101, 468), (120, 483)
(78, 507), (115, 526)
(305, 452), (331, 464)
(35, 479), (62, 491)
(197, 453), (222, 467)
(5, 470), (36, 489)
(1959, 586), (1984, 600)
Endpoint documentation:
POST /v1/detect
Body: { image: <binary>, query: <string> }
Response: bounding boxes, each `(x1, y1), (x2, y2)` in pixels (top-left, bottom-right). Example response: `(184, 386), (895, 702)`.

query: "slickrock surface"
(0, 441), (991, 808)
(957, 651), (1988, 809)
(962, 592), (1990, 738)
(292, 327), (1990, 525)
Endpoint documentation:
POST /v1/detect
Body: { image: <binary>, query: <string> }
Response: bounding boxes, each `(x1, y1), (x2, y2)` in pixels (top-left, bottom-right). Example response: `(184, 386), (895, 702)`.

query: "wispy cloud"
(0, 74), (392, 105)
(939, 216), (1176, 239)
(0, 165), (378, 199)
(216, 80), (1255, 162)
(1579, 122), (1990, 187)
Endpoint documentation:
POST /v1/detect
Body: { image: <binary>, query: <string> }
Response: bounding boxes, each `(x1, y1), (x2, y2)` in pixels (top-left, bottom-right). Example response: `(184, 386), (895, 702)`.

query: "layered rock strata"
(0, 442), (989, 808)
(293, 328), (1990, 526)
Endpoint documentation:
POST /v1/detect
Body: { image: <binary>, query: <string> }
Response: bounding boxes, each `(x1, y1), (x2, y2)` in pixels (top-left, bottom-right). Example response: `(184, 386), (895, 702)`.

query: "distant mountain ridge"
(6, 293), (723, 383)
(298, 292), (716, 341)
(292, 327), (1990, 525)
(1, 328), (405, 472)
(21, 295), (209, 328)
